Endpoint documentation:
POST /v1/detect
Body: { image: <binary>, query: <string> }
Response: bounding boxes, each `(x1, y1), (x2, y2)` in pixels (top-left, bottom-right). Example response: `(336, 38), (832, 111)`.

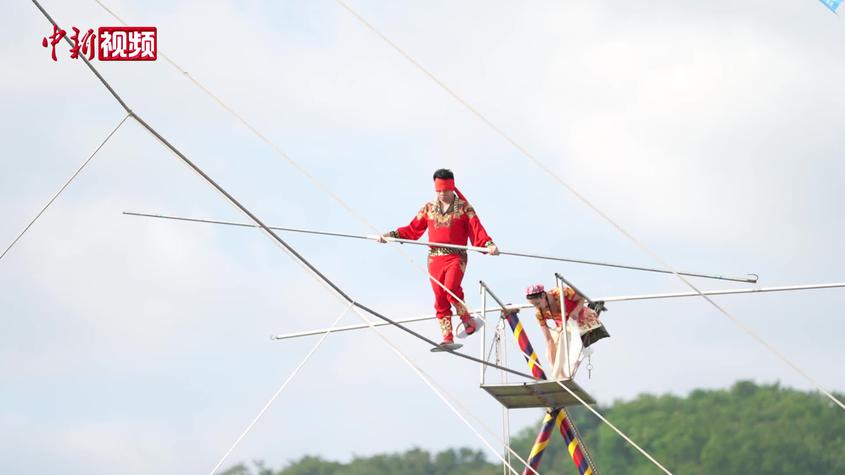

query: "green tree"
(220, 382), (845, 475)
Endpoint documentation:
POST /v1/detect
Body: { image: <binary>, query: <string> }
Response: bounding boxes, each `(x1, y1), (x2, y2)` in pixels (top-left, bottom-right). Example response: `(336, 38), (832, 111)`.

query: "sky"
(1, 0), (844, 473)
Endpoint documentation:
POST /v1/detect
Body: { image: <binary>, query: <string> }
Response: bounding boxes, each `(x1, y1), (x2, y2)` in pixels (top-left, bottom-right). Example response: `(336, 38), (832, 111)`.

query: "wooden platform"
(481, 380), (595, 409)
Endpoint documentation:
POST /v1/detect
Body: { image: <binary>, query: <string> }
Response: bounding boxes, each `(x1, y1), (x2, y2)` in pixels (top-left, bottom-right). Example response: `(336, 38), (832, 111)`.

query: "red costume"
(390, 178), (494, 343)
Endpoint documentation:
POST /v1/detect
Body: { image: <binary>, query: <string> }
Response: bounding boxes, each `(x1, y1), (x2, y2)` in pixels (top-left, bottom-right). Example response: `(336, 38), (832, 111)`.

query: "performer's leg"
(549, 328), (563, 379)
(429, 256), (454, 344)
(443, 255), (476, 335)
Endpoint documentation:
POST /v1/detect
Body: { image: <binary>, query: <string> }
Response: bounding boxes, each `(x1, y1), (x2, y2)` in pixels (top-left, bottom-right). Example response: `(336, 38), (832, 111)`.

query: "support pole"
(502, 311), (546, 380)
(557, 409), (598, 475)
(502, 350), (512, 474)
(481, 284), (488, 385)
(600, 282), (845, 302)
(556, 274), (573, 379)
(524, 408), (560, 474)
(555, 273), (596, 305)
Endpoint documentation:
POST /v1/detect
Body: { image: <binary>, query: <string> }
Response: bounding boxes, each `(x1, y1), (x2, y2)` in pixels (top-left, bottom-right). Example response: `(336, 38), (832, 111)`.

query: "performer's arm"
(465, 205), (499, 255)
(536, 311), (556, 367)
(391, 204), (429, 240)
(565, 287), (585, 305)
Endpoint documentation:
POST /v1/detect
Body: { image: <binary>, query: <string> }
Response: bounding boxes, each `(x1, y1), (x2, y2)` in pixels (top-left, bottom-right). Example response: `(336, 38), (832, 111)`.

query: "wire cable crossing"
(208, 303), (355, 475)
(0, 113), (130, 263)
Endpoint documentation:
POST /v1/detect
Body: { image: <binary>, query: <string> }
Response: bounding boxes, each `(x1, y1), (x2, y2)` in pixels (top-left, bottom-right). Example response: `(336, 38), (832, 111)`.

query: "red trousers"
(428, 254), (469, 320)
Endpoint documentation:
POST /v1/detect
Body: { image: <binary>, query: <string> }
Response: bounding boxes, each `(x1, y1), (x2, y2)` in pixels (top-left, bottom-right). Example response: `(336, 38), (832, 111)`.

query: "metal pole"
(500, 328), (511, 475)
(555, 273), (595, 305)
(498, 320), (508, 385)
(479, 280), (513, 313)
(123, 211), (376, 241)
(555, 274), (572, 378)
(124, 211), (759, 283)
(271, 282), (845, 341)
(271, 305), (531, 340)
(601, 282), (845, 302)
(485, 281), (511, 475)
(480, 284), (487, 385)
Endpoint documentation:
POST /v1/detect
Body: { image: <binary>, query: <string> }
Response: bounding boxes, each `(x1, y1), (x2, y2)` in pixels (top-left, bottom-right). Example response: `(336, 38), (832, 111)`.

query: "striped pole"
(524, 408), (560, 474)
(557, 408), (597, 475)
(502, 310), (599, 474)
(502, 311), (553, 472)
(503, 312), (546, 380)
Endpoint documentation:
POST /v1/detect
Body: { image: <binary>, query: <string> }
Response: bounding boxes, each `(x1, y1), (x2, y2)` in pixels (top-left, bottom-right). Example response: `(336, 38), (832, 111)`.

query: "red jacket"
(394, 198), (493, 248)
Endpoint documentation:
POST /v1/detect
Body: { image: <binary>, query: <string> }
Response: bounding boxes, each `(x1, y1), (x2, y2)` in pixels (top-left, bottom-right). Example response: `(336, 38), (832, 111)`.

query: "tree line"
(220, 381), (845, 474)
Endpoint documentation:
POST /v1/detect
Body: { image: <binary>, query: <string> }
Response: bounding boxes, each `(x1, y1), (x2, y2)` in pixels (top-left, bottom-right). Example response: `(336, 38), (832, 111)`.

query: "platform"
(481, 379), (595, 409)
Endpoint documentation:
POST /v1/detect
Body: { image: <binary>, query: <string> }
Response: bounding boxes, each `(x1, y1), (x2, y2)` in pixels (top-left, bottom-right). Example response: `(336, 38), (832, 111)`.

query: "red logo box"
(98, 26), (157, 61)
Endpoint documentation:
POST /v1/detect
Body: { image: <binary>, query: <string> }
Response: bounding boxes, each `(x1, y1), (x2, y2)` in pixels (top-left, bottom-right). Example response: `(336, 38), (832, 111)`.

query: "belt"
(428, 247), (467, 257)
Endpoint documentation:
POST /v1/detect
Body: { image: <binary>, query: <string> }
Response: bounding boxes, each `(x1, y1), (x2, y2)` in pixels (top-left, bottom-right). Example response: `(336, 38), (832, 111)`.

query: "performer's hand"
(377, 233), (390, 244)
(486, 243), (500, 256)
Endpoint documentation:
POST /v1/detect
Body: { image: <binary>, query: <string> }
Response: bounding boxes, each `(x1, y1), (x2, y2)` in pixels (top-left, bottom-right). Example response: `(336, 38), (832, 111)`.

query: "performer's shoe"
(459, 315), (477, 335)
(438, 316), (455, 345)
(431, 338), (462, 352)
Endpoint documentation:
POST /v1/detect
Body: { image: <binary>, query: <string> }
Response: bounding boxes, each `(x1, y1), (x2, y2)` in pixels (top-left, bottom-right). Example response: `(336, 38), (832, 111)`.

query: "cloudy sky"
(2, 0), (843, 473)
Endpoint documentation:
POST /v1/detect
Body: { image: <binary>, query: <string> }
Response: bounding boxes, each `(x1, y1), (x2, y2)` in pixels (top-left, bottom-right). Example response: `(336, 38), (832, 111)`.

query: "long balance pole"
(123, 211), (758, 283)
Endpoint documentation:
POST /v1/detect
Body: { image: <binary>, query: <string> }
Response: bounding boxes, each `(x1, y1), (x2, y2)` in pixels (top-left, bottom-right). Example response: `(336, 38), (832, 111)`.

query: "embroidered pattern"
(454, 300), (469, 317)
(438, 316), (453, 337)
(534, 287), (603, 333)
(428, 247), (466, 257)
(426, 198), (472, 229)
